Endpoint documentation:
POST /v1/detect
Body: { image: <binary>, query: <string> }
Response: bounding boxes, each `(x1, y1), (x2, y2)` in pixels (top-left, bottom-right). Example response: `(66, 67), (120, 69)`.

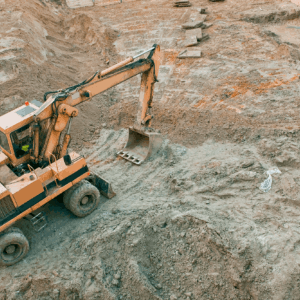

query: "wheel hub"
(5, 245), (16, 254)
(81, 196), (89, 205)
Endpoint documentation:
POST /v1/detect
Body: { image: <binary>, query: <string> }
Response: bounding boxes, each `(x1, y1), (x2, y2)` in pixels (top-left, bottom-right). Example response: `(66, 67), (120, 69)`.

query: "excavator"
(0, 45), (162, 266)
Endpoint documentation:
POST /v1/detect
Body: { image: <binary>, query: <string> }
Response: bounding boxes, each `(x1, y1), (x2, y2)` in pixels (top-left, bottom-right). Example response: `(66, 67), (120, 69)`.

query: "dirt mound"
(0, 0), (117, 115)
(1, 130), (300, 299)
(64, 14), (118, 52)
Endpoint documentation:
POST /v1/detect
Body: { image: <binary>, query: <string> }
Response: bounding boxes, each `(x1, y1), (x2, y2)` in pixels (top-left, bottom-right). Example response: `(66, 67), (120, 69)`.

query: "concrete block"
(66, 0), (93, 8)
(178, 49), (202, 58)
(185, 28), (202, 40)
(202, 22), (213, 29)
(182, 20), (203, 29)
(95, 0), (120, 6)
(195, 7), (207, 14)
(198, 33), (210, 42)
(183, 35), (198, 47)
(173, 0), (191, 7)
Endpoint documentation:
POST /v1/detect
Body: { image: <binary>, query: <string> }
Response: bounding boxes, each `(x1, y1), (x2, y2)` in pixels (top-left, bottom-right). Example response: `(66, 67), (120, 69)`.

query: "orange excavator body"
(0, 45), (162, 266)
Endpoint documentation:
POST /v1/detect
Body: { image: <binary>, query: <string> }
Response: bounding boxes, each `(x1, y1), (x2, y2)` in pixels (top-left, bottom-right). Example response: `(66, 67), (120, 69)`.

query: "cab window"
(0, 131), (10, 153)
(10, 125), (32, 159)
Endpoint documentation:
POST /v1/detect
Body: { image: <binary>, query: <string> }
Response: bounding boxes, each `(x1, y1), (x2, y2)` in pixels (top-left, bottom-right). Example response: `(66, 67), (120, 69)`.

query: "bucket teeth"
(117, 150), (142, 165)
(118, 128), (163, 165)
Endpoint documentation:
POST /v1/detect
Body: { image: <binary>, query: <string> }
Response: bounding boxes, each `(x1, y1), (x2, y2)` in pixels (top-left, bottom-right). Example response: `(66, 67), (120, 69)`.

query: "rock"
(241, 160), (255, 168)
(114, 273), (121, 280)
(112, 279), (119, 286)
(112, 208), (120, 214)
(230, 170), (257, 182)
(170, 295), (177, 300)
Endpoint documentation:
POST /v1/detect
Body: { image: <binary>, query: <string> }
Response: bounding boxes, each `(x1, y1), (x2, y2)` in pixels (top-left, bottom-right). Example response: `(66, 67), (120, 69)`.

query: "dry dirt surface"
(1, 0), (300, 299)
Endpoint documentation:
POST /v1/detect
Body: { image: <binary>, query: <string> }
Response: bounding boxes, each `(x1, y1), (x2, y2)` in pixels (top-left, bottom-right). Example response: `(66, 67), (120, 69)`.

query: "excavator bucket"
(117, 127), (163, 165)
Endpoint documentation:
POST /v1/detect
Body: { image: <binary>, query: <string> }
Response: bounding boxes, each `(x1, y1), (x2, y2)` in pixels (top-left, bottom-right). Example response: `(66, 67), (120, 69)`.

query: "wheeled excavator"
(0, 45), (162, 266)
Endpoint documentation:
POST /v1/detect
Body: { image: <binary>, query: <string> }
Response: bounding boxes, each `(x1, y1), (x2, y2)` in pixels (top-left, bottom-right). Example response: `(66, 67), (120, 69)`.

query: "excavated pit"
(1, 0), (300, 299)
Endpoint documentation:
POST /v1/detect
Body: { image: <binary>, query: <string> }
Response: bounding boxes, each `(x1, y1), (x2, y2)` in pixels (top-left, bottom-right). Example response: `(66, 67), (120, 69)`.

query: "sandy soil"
(1, 0), (300, 299)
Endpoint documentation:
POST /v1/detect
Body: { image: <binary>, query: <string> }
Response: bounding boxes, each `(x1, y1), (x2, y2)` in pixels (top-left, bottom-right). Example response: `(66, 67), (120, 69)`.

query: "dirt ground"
(1, 0), (300, 299)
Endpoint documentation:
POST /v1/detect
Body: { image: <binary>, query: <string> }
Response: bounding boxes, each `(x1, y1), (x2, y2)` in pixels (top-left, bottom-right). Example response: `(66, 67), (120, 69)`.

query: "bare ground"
(1, 0), (300, 299)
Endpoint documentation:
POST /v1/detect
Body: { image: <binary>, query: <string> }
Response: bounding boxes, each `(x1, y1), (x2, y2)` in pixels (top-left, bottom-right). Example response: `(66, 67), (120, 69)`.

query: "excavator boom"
(0, 45), (161, 167)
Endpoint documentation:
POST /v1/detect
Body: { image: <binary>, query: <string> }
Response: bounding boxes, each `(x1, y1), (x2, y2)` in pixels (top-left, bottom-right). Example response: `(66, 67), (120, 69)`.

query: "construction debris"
(202, 22), (213, 29)
(198, 33), (209, 42)
(173, 0), (191, 7)
(182, 15), (207, 29)
(183, 35), (198, 47)
(195, 7), (206, 14)
(190, 13), (207, 23)
(178, 49), (202, 58)
(185, 28), (202, 40)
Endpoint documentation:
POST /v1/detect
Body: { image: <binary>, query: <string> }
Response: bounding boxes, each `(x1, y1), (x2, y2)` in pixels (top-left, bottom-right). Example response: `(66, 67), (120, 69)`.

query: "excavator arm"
(32, 45), (161, 164)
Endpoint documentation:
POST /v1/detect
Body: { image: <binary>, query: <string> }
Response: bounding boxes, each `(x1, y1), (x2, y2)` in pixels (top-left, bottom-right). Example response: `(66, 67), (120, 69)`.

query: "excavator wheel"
(63, 180), (88, 210)
(0, 227), (29, 266)
(67, 181), (100, 218)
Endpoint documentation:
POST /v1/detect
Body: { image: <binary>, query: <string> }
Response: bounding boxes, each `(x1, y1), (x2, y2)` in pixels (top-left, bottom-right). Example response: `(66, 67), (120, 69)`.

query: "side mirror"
(63, 154), (72, 166)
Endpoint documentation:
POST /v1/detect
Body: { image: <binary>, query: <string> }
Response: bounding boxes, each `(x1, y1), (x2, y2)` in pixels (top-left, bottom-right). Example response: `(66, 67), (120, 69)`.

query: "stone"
(112, 279), (119, 286)
(178, 49), (202, 58)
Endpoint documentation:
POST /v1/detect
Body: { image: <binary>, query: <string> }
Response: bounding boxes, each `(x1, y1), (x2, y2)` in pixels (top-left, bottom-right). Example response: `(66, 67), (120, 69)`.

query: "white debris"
(260, 167), (281, 193)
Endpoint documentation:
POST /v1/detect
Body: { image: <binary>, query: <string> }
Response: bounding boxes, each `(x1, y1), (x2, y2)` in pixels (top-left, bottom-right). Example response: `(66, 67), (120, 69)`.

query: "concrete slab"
(182, 20), (203, 29)
(66, 0), (93, 8)
(184, 35), (198, 47)
(95, 0), (122, 6)
(178, 49), (202, 58)
(185, 28), (202, 40)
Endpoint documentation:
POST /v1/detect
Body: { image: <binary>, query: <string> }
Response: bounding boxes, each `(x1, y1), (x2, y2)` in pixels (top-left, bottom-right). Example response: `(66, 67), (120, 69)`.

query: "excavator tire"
(68, 181), (100, 218)
(0, 227), (29, 266)
(63, 180), (88, 210)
